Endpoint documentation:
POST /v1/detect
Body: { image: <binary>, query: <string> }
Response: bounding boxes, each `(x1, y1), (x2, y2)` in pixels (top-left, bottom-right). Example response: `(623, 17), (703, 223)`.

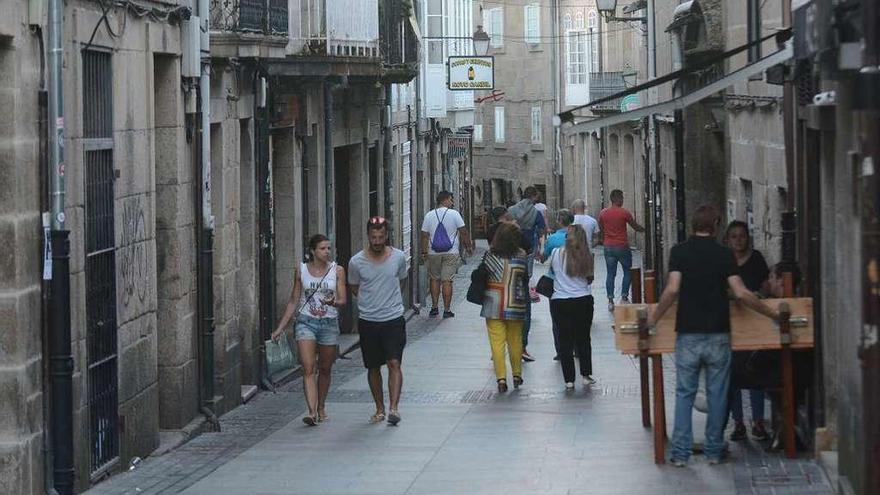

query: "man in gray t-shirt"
(348, 217), (408, 426)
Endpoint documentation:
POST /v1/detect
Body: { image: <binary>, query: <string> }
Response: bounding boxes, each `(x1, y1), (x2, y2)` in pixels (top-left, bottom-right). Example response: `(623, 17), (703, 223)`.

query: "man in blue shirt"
(542, 209), (574, 262)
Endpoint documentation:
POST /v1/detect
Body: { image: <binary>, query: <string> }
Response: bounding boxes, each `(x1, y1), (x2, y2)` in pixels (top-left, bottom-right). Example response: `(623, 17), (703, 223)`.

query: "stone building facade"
(0, 0), (422, 493)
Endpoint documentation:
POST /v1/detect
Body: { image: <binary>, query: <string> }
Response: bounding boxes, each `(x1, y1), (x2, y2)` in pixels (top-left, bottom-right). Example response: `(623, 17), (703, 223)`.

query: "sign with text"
(447, 56), (495, 91)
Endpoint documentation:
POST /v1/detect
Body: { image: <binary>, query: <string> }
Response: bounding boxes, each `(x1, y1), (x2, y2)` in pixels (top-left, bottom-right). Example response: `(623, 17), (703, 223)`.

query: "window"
(588, 10), (600, 72)
(494, 106), (505, 143)
(563, 13), (572, 31)
(567, 31), (588, 85)
(427, 0), (445, 64)
(747, 0), (761, 62)
(575, 11), (584, 30)
(524, 4), (540, 44)
(485, 8), (503, 47)
(531, 106), (542, 144)
(473, 124), (483, 143)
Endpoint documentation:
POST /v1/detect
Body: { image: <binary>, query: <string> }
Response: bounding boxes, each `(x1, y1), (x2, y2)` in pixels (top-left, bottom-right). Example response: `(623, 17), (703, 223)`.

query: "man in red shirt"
(598, 189), (645, 311)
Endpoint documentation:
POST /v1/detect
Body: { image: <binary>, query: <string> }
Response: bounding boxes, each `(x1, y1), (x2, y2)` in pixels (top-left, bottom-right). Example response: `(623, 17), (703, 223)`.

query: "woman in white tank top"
(272, 234), (347, 425)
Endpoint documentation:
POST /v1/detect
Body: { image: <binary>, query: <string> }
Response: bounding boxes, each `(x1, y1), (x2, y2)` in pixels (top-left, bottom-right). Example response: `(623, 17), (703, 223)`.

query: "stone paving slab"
(86, 245), (833, 495)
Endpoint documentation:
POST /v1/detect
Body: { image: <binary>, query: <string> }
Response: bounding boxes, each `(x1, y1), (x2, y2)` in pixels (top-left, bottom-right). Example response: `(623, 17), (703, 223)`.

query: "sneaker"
(565, 382), (575, 390)
(387, 411), (401, 426)
(582, 375), (597, 386)
(443, 310), (455, 319)
(751, 421), (770, 441)
(707, 456), (726, 465)
(670, 458), (687, 468)
(730, 421), (747, 441)
(607, 299), (615, 312)
(428, 307), (439, 317)
(521, 350), (535, 362)
(620, 297), (631, 304)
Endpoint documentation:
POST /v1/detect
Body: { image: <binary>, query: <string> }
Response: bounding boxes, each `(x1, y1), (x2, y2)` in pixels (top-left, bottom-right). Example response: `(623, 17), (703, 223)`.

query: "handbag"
(264, 263), (335, 379)
(535, 274), (554, 298)
(265, 337), (295, 378)
(466, 255), (489, 305)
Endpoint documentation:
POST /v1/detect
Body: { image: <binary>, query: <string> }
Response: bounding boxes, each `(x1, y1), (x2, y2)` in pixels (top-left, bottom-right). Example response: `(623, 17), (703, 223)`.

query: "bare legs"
(430, 280), (454, 311)
(298, 340), (337, 421)
(366, 360), (403, 417)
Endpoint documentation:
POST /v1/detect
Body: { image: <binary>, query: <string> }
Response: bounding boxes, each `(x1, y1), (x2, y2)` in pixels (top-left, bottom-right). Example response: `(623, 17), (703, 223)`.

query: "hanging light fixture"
(473, 25), (491, 56)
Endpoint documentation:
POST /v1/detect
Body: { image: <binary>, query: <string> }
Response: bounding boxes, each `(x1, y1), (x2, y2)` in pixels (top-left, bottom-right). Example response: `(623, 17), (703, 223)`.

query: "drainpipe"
(383, 84), (395, 239)
(324, 81), (335, 244)
(552, 0), (562, 203)
(46, 0), (74, 489)
(673, 107), (685, 243)
(197, 0), (219, 431)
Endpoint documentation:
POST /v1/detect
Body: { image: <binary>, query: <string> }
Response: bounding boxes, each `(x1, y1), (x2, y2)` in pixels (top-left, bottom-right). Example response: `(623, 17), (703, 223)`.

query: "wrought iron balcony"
(289, 0), (380, 57)
(210, 0), (289, 35)
(589, 72), (628, 113)
(380, 0), (419, 82)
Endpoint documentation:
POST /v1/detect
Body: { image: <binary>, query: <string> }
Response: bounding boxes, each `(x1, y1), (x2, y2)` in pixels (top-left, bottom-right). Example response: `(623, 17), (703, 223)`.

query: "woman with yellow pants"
(480, 222), (530, 392)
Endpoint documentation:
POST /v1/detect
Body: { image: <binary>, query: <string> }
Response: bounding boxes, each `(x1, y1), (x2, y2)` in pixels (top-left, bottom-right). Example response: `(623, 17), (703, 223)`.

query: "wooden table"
(613, 298), (814, 463)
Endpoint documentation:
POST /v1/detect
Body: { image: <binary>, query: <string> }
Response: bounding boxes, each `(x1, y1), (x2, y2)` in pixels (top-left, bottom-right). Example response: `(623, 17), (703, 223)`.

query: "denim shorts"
(295, 315), (340, 346)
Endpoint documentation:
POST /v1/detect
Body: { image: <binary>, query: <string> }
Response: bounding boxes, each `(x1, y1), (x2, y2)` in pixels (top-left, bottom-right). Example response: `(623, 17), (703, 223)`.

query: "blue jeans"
(672, 333), (732, 461)
(604, 246), (632, 300)
(730, 389), (766, 423)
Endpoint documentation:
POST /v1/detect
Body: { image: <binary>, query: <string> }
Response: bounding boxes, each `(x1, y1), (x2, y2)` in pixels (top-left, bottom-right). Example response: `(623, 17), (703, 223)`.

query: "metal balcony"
(289, 0), (380, 57)
(210, 0), (289, 34)
(589, 72), (628, 113)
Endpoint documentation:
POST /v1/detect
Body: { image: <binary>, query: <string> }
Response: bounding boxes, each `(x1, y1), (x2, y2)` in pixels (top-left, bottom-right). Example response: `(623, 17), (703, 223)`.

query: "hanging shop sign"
(447, 56), (495, 91)
(447, 134), (471, 159)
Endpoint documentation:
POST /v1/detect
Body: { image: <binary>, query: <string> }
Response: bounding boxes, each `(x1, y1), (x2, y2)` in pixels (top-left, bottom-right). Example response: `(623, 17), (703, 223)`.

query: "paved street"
(87, 246), (833, 495)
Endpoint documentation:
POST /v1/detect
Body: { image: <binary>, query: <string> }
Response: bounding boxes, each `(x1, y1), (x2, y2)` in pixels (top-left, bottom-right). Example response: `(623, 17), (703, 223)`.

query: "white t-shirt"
(549, 248), (593, 300)
(421, 207), (465, 255)
(573, 214), (599, 246)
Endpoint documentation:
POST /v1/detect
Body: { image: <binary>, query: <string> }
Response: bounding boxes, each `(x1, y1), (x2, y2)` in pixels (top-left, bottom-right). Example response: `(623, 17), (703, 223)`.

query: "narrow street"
(85, 246), (833, 495)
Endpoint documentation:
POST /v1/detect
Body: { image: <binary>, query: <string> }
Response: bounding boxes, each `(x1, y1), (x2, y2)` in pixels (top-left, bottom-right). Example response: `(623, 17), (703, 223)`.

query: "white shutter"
(473, 124), (483, 143)
(494, 106), (505, 143)
(524, 5), (539, 44)
(531, 106), (542, 144)
(489, 8), (503, 47)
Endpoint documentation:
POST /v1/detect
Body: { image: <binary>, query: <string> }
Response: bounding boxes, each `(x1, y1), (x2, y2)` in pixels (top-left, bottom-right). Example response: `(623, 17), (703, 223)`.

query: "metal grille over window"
(83, 49), (119, 476)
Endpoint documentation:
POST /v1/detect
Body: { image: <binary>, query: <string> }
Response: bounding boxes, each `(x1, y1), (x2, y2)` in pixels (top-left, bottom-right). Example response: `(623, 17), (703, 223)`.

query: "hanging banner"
(447, 56), (495, 91)
(447, 134), (470, 160)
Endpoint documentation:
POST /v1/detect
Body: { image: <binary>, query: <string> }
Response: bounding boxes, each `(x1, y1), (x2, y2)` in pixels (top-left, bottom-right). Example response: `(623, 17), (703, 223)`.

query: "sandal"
(369, 412), (386, 423)
(302, 415), (318, 427)
(317, 411), (328, 423)
(497, 379), (508, 393)
(513, 376), (523, 389)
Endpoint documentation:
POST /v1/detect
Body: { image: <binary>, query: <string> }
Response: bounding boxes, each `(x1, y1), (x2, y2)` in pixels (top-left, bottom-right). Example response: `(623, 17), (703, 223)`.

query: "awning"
(561, 40), (793, 136)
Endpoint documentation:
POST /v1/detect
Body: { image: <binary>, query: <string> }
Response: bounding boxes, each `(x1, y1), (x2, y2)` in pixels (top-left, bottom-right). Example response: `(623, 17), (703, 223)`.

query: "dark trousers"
(549, 295), (594, 382)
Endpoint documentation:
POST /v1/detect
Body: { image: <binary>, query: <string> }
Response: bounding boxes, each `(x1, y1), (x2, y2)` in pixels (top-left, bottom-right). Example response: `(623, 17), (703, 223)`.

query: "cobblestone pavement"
(86, 244), (833, 495)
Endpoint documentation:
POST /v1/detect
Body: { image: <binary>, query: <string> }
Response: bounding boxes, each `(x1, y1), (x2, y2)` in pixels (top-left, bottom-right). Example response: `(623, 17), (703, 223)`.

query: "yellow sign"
(447, 56), (495, 91)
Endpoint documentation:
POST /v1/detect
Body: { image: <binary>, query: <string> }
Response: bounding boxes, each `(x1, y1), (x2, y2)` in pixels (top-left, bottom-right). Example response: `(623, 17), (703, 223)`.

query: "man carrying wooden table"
(646, 205), (781, 467)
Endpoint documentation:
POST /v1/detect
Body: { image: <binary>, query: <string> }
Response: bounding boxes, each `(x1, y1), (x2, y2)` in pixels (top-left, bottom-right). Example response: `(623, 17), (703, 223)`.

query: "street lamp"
(597, 0), (646, 23)
(473, 25), (490, 56)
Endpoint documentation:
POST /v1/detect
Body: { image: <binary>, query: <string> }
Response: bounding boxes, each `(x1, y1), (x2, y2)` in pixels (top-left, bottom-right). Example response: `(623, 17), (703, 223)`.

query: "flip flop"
(369, 412), (386, 424)
(302, 415), (318, 427)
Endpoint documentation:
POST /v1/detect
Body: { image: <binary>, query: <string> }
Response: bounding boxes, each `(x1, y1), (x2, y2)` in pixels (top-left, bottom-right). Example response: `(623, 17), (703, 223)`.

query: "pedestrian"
(348, 217), (409, 426)
(570, 199), (600, 247)
(548, 224), (596, 389)
(272, 234), (347, 426)
(480, 222), (529, 392)
(507, 186), (547, 361)
(485, 206), (512, 244)
(647, 205), (780, 466)
(420, 191), (474, 318)
(598, 190), (645, 311)
(542, 209), (574, 361)
(724, 221), (771, 442)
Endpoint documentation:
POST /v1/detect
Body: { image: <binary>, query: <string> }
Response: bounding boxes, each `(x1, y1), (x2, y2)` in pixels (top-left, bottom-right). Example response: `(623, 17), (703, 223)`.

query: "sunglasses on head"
(369, 216), (387, 225)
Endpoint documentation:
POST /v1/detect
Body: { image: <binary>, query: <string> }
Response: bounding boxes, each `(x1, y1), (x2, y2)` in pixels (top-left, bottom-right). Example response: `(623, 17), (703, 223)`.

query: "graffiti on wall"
(119, 196), (149, 309)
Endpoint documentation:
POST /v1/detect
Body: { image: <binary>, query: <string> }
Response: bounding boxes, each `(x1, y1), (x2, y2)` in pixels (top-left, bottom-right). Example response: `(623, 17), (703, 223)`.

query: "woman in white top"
(272, 234), (347, 425)
(548, 224), (596, 389)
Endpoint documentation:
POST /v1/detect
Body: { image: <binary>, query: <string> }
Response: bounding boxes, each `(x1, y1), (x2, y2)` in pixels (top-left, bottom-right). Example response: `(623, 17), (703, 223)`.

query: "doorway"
(334, 147), (353, 333)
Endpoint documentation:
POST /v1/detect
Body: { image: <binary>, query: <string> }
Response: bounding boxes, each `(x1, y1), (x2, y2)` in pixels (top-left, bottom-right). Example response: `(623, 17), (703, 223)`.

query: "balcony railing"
(380, 0), (419, 82)
(289, 0), (380, 57)
(589, 72), (627, 113)
(210, 0), (289, 35)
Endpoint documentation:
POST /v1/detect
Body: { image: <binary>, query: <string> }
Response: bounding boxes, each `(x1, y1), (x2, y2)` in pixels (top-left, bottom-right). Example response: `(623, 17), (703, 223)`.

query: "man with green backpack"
(420, 191), (474, 318)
